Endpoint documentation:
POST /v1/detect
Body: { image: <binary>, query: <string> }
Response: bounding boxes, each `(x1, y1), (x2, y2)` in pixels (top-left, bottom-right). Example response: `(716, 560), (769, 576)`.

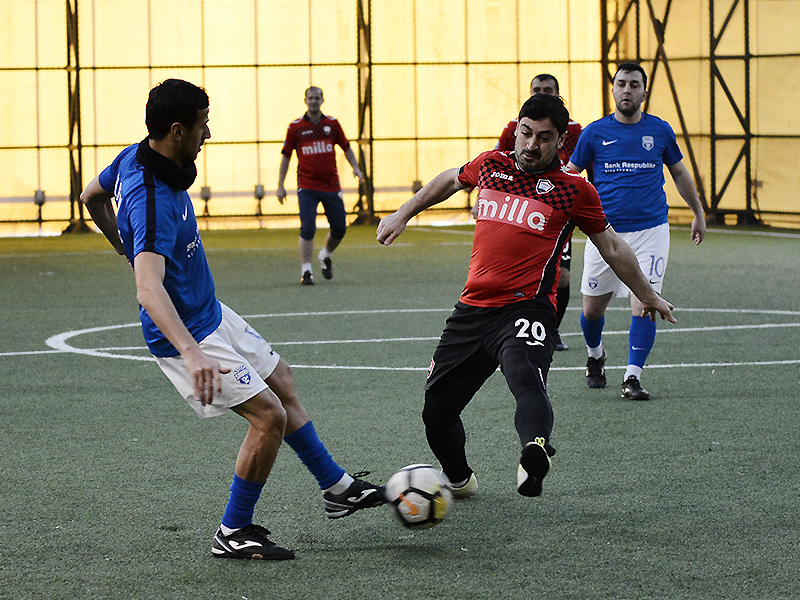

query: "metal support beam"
(352, 0), (378, 225)
(710, 0), (757, 224)
(601, 0), (708, 216)
(64, 0), (91, 233)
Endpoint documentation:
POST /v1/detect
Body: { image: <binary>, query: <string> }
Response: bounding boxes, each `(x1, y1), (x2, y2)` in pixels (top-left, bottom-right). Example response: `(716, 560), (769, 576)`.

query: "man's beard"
(617, 100), (640, 117)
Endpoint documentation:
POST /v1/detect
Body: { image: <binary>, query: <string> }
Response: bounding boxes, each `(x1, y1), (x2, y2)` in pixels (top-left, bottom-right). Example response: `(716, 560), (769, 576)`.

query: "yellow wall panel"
(415, 65), (468, 137)
(1, 0), (799, 232)
(466, 0), (519, 63)
(468, 64), (521, 138)
(372, 66), (417, 139)
(0, 72), (38, 146)
(416, 2), (466, 62)
(310, 0), (357, 64)
(88, 0), (151, 67)
(371, 1), (415, 62)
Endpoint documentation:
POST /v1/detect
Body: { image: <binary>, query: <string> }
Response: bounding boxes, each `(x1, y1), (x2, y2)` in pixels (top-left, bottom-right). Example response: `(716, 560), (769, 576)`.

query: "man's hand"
(691, 216), (706, 245)
(276, 185), (287, 206)
(183, 347), (231, 406)
(376, 212), (407, 246)
(641, 295), (677, 323)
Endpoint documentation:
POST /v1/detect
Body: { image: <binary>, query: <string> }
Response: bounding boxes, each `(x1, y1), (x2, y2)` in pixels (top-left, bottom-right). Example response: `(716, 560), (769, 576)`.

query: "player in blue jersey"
(80, 79), (383, 560)
(567, 63), (706, 400)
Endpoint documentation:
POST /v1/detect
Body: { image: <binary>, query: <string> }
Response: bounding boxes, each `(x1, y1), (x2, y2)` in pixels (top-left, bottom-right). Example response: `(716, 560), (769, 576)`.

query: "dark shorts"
(425, 298), (557, 392)
(298, 188), (347, 240)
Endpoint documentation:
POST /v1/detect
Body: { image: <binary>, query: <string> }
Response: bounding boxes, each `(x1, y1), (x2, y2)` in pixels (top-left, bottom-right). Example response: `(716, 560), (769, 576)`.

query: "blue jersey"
(569, 113), (683, 233)
(98, 143), (221, 357)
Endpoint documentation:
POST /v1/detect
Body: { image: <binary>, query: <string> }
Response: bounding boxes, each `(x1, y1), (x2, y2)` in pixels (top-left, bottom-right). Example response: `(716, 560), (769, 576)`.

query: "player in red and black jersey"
(377, 94), (675, 499)
(496, 74), (583, 351)
(277, 87), (364, 285)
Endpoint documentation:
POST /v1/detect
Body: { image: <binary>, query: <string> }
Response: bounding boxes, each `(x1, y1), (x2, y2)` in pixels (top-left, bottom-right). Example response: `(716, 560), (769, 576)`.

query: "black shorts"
(425, 298), (557, 392)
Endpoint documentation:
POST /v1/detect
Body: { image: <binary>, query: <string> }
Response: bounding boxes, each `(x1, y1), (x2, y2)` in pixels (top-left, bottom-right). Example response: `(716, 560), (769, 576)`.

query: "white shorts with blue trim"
(581, 222), (670, 299)
(155, 302), (281, 419)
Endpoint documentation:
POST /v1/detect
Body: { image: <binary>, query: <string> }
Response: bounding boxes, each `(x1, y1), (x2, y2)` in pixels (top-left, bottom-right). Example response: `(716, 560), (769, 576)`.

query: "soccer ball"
(385, 464), (453, 530)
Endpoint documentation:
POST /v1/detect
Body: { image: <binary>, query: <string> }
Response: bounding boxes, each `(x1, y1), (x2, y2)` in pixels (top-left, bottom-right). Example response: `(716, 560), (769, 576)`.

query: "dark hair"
(305, 86), (323, 97)
(518, 93), (569, 135)
(531, 73), (559, 94)
(614, 62), (647, 89)
(145, 79), (209, 139)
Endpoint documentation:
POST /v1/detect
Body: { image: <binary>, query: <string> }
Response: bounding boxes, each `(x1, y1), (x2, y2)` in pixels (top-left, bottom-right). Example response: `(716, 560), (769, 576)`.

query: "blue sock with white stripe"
(627, 315), (657, 374)
(284, 421), (346, 490)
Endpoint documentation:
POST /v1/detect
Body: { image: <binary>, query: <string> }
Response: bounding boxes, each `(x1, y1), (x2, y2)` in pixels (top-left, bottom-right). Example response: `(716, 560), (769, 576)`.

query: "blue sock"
(581, 312), (605, 348)
(628, 315), (657, 369)
(221, 474), (264, 530)
(284, 421), (345, 490)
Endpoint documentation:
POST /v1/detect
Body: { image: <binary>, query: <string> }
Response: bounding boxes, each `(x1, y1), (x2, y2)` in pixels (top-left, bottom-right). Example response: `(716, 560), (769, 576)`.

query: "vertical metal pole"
(353, 0), (376, 224)
(65, 0), (89, 233)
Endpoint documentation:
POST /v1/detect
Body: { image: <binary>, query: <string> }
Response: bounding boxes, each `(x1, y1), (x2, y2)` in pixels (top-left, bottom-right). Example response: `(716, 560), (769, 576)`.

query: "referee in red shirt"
(277, 87), (364, 285)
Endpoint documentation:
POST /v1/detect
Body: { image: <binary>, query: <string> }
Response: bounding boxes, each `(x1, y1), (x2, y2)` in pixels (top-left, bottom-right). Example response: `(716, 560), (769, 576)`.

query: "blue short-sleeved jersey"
(99, 144), (221, 357)
(569, 113), (683, 233)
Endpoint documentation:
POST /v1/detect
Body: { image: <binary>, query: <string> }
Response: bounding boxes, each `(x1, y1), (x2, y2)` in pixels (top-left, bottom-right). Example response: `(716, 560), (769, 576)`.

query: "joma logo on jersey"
(476, 189), (549, 232)
(490, 171), (514, 181)
(301, 141), (334, 155)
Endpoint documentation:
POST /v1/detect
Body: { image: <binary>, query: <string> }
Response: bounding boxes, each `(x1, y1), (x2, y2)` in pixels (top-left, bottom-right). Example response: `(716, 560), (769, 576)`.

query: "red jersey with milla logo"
(458, 150), (608, 308)
(281, 113), (351, 192)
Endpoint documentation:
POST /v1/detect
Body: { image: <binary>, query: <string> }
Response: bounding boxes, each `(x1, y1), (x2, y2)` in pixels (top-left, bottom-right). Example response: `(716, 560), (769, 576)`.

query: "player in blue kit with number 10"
(567, 63), (706, 400)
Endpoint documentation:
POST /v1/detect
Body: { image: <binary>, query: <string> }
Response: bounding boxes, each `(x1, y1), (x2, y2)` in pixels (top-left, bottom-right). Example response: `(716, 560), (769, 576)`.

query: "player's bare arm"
(344, 147), (365, 182)
(589, 227), (677, 323)
(377, 168), (465, 246)
(276, 154), (291, 205)
(667, 161), (707, 245)
(80, 177), (126, 256)
(134, 251), (230, 405)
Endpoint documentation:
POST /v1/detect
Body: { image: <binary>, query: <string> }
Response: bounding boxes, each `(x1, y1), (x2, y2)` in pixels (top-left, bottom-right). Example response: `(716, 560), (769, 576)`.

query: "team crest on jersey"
(642, 136), (655, 151)
(324, 125), (331, 134)
(233, 365), (252, 385)
(536, 179), (555, 194)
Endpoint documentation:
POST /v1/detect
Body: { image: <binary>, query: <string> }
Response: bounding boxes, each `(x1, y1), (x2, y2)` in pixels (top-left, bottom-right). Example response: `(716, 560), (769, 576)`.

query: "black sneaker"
(300, 271), (314, 286)
(517, 438), (551, 497)
(323, 473), (385, 519)
(553, 330), (568, 352)
(212, 524), (295, 560)
(621, 375), (650, 400)
(320, 254), (333, 280)
(585, 350), (607, 388)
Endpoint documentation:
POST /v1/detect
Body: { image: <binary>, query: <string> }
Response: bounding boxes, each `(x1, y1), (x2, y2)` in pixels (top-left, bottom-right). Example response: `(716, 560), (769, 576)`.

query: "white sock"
(624, 365), (643, 380)
(301, 262), (312, 274)
(319, 248), (331, 260)
(587, 344), (604, 359)
(324, 473), (354, 495)
(220, 524), (241, 536)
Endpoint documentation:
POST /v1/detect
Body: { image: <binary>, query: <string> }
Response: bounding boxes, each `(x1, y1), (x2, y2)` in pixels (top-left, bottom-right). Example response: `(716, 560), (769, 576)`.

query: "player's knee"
(330, 224), (347, 240)
(248, 390), (288, 435)
(422, 388), (452, 428)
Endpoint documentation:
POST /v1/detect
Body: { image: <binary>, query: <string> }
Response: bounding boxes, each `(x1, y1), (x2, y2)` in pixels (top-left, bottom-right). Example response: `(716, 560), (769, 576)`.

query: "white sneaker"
(448, 472), (478, 498)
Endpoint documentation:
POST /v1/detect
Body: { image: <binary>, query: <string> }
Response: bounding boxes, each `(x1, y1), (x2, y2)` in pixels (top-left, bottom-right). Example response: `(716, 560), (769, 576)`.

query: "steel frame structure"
(9, 0), (798, 231)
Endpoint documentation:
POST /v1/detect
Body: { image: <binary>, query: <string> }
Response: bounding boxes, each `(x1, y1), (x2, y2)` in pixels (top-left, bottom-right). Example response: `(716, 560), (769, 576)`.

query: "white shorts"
(581, 223), (670, 299)
(155, 302), (281, 419)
